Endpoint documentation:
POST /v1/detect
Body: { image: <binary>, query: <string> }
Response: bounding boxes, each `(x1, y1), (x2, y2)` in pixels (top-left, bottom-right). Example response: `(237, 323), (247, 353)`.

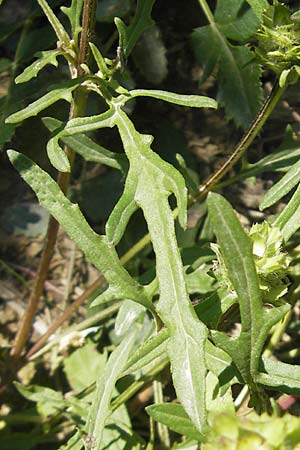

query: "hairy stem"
(10, 0), (97, 362)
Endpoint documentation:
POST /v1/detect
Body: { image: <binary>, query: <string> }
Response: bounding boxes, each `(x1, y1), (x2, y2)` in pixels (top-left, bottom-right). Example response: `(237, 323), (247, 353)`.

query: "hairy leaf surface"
(207, 193), (290, 396)
(15, 50), (63, 84)
(85, 332), (135, 449)
(7, 150), (151, 309)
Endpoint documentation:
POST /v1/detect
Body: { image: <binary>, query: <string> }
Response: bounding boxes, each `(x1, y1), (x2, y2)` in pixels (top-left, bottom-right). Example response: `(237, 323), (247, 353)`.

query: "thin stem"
(26, 233), (152, 359)
(10, 0), (97, 362)
(197, 0), (215, 25)
(195, 79), (286, 201)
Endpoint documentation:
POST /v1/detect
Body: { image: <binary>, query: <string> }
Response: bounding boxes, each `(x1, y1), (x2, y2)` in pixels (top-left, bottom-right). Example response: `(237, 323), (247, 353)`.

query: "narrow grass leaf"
(85, 332), (136, 449)
(146, 403), (203, 441)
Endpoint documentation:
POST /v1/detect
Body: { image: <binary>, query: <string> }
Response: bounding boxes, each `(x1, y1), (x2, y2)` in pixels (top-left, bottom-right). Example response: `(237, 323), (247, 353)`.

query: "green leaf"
(132, 24), (167, 85)
(63, 343), (105, 393)
(106, 106), (208, 433)
(7, 150), (151, 309)
(260, 158), (300, 210)
(37, 0), (70, 45)
(273, 184), (300, 241)
(116, 0), (156, 58)
(257, 357), (300, 394)
(5, 81), (80, 123)
(192, 0), (262, 129)
(246, 0), (269, 20)
(146, 403), (203, 441)
(97, 0), (131, 23)
(123, 328), (169, 375)
(47, 136), (71, 172)
(89, 43), (111, 78)
(85, 332), (136, 449)
(207, 193), (290, 392)
(215, 0), (259, 41)
(61, 0), (84, 40)
(14, 382), (66, 417)
(205, 341), (242, 391)
(114, 300), (145, 337)
(58, 430), (83, 450)
(42, 116), (128, 172)
(15, 50), (63, 84)
(128, 89), (217, 109)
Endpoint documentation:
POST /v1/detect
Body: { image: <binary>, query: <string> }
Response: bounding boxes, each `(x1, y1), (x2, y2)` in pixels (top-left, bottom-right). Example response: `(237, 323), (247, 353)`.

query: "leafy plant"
(3, 0), (300, 449)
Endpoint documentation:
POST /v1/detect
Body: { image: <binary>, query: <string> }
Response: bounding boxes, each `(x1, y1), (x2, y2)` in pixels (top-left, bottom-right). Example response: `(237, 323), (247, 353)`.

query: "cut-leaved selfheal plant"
(3, 1), (300, 449)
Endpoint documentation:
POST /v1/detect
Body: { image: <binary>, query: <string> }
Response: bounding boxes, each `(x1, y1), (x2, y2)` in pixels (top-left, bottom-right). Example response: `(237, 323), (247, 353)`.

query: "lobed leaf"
(85, 332), (136, 449)
(215, 0), (259, 42)
(42, 116), (128, 172)
(5, 81), (80, 123)
(208, 192), (291, 401)
(115, 0), (156, 58)
(192, 0), (262, 129)
(114, 300), (145, 337)
(89, 42), (110, 77)
(107, 107), (208, 432)
(15, 50), (63, 84)
(61, 0), (84, 40)
(260, 158), (300, 210)
(57, 430), (83, 450)
(146, 403), (203, 441)
(7, 150), (151, 309)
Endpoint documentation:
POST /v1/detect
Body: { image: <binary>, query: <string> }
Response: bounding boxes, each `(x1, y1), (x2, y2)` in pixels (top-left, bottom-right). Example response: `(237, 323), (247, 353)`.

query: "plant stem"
(25, 233), (151, 359)
(195, 79), (286, 201)
(197, 0), (215, 25)
(10, 0), (97, 362)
